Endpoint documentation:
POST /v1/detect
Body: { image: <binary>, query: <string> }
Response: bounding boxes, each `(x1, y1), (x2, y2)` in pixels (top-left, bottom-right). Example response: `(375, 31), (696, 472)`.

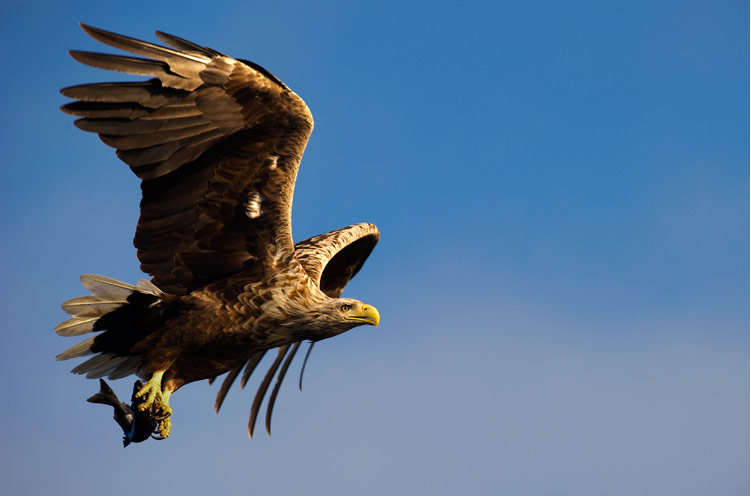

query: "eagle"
(55, 24), (380, 441)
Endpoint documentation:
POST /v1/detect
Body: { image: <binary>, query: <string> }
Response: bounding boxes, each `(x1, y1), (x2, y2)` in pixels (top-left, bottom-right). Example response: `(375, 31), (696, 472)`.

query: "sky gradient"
(0, 0), (748, 495)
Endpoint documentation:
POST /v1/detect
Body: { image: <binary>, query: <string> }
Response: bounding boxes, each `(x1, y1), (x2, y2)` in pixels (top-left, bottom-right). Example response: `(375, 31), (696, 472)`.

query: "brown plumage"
(55, 24), (380, 440)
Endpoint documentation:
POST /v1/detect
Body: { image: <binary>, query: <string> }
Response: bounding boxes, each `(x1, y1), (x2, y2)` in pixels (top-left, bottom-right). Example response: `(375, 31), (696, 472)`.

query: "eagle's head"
(335, 298), (380, 327)
(301, 298), (380, 340)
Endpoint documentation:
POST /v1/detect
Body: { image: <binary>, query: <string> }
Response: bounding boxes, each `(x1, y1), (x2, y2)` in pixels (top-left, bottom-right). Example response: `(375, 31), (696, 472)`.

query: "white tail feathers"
(55, 274), (162, 337)
(80, 274), (139, 300)
(56, 274), (161, 379)
(136, 279), (162, 295)
(55, 316), (100, 337)
(71, 352), (143, 380)
(108, 356), (142, 379)
(56, 337), (96, 360)
(61, 296), (128, 317)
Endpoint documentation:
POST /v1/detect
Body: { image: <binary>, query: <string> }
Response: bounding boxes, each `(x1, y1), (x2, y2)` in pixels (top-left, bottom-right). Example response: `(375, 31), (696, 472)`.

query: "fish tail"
(87, 379), (120, 407)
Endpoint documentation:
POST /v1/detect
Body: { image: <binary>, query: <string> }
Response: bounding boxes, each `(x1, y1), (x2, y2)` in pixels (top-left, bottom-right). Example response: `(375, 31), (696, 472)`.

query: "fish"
(87, 379), (162, 447)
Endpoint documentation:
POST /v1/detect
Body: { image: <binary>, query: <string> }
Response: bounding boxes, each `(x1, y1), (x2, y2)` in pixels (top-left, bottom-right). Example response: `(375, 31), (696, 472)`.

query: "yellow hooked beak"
(352, 303), (380, 326)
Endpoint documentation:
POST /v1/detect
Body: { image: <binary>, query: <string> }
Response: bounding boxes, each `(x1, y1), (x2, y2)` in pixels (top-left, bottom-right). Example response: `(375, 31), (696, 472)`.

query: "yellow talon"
(153, 388), (173, 439)
(158, 389), (173, 419)
(157, 416), (172, 438)
(135, 370), (165, 413)
(135, 372), (175, 439)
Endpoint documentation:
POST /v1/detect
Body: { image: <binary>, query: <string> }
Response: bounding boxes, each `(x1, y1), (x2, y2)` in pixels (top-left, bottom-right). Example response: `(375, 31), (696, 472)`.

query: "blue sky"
(0, 0), (747, 495)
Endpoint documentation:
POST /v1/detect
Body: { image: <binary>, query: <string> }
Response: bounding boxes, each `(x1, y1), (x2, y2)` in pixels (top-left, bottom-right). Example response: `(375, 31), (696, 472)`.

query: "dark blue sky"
(0, 0), (748, 495)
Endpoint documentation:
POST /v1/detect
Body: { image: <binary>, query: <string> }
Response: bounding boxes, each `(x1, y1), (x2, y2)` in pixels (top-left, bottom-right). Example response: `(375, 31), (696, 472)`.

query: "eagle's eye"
(340, 304), (352, 312)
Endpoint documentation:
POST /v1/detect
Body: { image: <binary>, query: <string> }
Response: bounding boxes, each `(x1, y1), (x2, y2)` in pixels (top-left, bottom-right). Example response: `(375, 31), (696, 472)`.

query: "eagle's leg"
(154, 389), (173, 438)
(135, 370), (171, 417)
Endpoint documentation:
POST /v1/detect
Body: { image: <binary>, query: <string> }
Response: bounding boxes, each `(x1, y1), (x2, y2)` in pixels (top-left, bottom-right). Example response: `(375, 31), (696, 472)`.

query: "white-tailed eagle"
(55, 24), (380, 441)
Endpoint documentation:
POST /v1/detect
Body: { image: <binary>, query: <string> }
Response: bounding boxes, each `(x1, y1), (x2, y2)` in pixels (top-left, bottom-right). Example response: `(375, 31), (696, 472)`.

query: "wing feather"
(74, 115), (210, 135)
(240, 350), (267, 389)
(214, 364), (243, 413)
(248, 346), (289, 439)
(294, 223), (380, 297)
(154, 30), (224, 57)
(298, 341), (316, 391)
(68, 51), (178, 81)
(62, 25), (314, 294)
(265, 341), (301, 435)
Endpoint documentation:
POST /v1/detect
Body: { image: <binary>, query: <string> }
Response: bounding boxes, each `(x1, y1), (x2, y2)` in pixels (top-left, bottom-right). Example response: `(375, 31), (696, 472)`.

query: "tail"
(86, 378), (121, 407)
(55, 274), (164, 380)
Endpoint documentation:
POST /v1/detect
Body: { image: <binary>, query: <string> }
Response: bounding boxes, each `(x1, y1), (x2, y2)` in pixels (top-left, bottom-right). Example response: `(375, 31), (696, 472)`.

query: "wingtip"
(66, 49), (85, 64)
(77, 23), (135, 49)
(79, 22), (96, 36)
(59, 103), (79, 117)
(265, 413), (273, 436)
(67, 50), (90, 65)
(72, 118), (89, 131)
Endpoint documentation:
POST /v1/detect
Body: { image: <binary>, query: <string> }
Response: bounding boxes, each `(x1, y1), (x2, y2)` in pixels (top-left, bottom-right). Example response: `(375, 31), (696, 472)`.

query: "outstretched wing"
(294, 223), (380, 297)
(214, 223), (380, 437)
(61, 24), (314, 294)
(212, 223), (380, 436)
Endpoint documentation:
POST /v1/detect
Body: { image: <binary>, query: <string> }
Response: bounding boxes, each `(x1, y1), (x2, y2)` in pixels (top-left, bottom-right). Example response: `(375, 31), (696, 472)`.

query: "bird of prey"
(55, 24), (380, 441)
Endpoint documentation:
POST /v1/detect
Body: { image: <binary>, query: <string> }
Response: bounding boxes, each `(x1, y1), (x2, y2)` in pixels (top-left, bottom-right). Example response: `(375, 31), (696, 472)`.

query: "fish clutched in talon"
(133, 370), (174, 439)
(153, 411), (172, 440)
(134, 370), (171, 414)
(150, 389), (173, 439)
(87, 379), (160, 446)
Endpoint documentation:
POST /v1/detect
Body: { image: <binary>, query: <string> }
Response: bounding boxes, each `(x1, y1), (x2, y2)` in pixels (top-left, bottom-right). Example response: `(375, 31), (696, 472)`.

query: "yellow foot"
(156, 416), (172, 439)
(135, 370), (171, 416)
(149, 388), (173, 440)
